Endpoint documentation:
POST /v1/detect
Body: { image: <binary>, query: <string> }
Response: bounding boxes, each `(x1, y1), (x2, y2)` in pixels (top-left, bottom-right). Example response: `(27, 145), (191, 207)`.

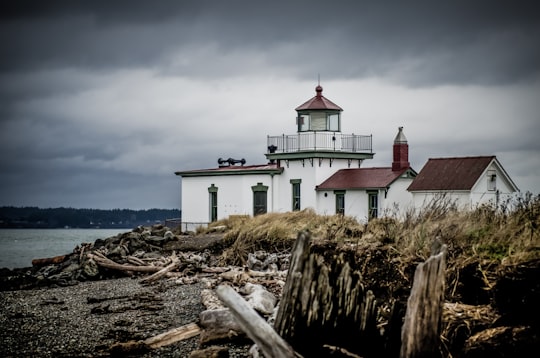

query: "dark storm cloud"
(1, 0), (539, 209)
(1, 1), (539, 86)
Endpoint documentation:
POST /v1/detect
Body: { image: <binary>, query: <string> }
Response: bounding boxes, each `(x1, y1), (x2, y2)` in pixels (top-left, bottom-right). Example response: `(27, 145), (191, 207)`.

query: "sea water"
(0, 228), (128, 269)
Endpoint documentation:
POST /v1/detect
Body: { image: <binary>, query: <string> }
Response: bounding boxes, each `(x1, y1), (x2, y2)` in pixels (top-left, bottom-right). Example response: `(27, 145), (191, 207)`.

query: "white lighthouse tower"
(265, 85), (374, 212)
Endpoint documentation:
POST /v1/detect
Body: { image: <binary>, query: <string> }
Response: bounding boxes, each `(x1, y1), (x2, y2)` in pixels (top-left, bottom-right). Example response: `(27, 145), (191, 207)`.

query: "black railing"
(267, 132), (372, 153)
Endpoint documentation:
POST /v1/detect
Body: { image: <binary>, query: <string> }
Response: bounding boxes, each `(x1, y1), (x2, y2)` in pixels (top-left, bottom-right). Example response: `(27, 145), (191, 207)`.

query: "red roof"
(295, 85), (343, 111)
(316, 167), (410, 190)
(407, 156), (495, 191)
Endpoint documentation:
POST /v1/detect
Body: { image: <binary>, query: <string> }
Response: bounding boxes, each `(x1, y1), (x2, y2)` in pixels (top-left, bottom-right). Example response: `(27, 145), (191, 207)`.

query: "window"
(335, 190), (345, 215)
(297, 114), (310, 132)
(328, 113), (340, 131)
(252, 182), (268, 216)
(487, 170), (497, 191)
(291, 179), (301, 211)
(368, 191), (378, 220)
(208, 184), (218, 222)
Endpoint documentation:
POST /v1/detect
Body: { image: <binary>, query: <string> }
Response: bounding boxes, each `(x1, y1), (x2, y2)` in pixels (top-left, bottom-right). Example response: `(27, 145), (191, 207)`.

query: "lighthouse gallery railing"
(267, 132), (372, 153)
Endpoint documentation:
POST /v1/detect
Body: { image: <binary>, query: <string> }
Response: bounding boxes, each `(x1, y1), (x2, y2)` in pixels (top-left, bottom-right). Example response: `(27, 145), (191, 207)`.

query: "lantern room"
(295, 85), (343, 133)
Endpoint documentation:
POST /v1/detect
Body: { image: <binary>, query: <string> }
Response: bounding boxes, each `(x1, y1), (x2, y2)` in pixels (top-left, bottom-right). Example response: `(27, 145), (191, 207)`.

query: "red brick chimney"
(392, 126), (410, 171)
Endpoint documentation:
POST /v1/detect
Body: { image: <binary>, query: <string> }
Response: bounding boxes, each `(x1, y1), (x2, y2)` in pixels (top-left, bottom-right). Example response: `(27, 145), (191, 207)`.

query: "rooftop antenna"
(318, 73), (320, 86)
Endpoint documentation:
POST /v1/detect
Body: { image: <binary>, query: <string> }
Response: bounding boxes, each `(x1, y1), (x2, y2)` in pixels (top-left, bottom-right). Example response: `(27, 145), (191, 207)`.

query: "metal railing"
(267, 132), (372, 153)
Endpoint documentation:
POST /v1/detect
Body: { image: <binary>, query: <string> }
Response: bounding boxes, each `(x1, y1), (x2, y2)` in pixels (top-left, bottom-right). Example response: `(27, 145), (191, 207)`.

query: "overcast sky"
(1, 1), (539, 210)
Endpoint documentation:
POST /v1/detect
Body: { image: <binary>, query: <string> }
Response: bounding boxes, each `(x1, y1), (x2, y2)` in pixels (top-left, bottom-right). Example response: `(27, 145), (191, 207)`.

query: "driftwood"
(144, 322), (201, 348)
(140, 253), (180, 283)
(31, 254), (68, 267)
(87, 253), (162, 273)
(274, 230), (379, 357)
(400, 244), (448, 358)
(216, 284), (301, 358)
(109, 322), (201, 354)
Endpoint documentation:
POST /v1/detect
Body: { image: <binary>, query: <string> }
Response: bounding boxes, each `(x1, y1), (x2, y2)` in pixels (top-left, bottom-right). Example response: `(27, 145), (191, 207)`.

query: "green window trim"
(208, 184), (218, 222)
(334, 190), (345, 215)
(252, 182), (268, 216)
(290, 179), (302, 211)
(251, 182), (269, 192)
(367, 190), (378, 220)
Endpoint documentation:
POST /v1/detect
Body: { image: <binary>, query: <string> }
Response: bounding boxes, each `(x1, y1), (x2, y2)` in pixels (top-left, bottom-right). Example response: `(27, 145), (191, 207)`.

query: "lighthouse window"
(328, 113), (340, 131)
(297, 114), (310, 132)
(310, 112), (327, 131)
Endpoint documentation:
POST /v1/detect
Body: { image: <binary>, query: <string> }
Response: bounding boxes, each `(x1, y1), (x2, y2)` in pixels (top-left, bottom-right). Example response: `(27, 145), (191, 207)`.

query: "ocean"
(0, 228), (129, 269)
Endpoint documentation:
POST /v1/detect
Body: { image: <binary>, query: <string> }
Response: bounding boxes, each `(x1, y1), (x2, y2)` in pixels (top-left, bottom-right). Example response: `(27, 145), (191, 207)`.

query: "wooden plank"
(400, 244), (448, 358)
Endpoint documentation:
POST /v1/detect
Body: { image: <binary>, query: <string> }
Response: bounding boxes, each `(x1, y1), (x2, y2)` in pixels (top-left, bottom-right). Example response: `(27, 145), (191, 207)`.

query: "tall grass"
(203, 193), (539, 269)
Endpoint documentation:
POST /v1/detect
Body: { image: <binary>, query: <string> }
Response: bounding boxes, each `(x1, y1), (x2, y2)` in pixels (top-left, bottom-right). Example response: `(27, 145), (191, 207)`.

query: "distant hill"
(0, 206), (181, 229)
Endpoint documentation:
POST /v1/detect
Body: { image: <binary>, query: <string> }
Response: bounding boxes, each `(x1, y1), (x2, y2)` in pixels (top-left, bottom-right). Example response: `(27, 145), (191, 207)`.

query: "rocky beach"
(1, 205), (539, 357)
(0, 225), (283, 357)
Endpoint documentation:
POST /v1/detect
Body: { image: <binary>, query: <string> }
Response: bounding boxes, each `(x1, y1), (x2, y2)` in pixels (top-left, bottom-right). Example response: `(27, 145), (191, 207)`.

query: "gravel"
(0, 277), (252, 357)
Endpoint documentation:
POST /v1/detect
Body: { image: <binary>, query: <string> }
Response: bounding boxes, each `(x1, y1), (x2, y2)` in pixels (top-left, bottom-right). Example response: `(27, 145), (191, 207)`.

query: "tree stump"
(400, 244), (448, 358)
(274, 231), (380, 357)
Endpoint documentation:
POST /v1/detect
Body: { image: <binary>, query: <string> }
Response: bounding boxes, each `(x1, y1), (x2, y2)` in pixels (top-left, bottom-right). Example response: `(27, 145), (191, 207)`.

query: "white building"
(407, 156), (519, 209)
(175, 85), (518, 226)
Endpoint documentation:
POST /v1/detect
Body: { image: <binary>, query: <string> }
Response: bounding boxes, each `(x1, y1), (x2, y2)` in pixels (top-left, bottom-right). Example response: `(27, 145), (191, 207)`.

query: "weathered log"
(400, 244), (447, 358)
(274, 230), (380, 357)
(144, 322), (201, 348)
(31, 254), (68, 267)
(109, 322), (201, 354)
(216, 284), (301, 358)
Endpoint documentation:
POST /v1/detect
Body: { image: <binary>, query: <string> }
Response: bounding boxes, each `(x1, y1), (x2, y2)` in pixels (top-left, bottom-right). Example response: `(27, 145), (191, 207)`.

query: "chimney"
(392, 126), (410, 171)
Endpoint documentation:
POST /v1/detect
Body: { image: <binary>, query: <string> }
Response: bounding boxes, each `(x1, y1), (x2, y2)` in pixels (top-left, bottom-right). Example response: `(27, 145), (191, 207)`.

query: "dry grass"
(200, 193), (539, 278)
(199, 209), (364, 265)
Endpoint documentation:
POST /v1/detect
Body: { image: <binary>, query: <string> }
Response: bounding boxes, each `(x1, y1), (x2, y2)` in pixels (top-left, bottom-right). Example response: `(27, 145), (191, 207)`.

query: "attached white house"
(175, 85), (519, 226)
(407, 156), (519, 208)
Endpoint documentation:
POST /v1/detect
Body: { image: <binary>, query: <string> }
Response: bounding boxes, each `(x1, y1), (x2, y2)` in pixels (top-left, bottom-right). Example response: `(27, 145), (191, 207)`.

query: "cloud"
(0, 1), (539, 209)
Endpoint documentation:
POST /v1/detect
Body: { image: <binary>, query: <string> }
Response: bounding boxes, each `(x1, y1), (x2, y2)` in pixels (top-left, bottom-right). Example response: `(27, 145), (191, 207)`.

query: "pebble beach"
(0, 277), (251, 357)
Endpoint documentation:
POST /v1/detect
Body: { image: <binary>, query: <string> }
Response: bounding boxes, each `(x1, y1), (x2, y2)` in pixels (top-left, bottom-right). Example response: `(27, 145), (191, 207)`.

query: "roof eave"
(175, 168), (284, 177)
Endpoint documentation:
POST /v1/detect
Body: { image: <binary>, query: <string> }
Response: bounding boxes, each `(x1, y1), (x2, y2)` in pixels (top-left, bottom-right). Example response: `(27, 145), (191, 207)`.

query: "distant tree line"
(0, 207), (181, 229)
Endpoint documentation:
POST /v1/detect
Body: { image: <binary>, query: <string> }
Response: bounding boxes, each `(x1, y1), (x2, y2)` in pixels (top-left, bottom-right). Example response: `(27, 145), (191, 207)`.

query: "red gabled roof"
(316, 167), (410, 190)
(295, 85), (343, 111)
(407, 156), (495, 191)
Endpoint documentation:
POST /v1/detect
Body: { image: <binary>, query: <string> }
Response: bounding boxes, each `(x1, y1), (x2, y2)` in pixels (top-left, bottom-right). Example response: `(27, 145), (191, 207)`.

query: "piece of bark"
(216, 284), (301, 358)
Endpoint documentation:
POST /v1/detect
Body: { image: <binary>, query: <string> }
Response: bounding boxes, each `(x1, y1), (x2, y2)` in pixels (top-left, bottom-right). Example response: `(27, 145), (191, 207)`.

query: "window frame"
(208, 184), (218, 222)
(334, 190), (345, 215)
(368, 190), (378, 220)
(252, 182), (269, 216)
(290, 179), (302, 211)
